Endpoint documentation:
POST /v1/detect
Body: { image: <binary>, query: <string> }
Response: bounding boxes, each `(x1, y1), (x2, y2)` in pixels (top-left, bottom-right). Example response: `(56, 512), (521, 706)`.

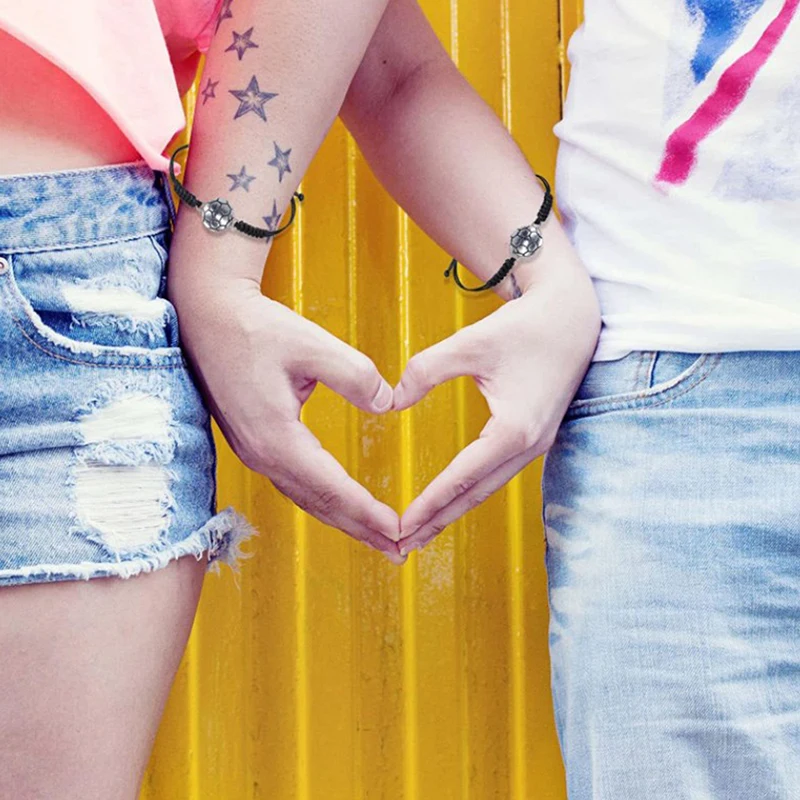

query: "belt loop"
(157, 170), (178, 233)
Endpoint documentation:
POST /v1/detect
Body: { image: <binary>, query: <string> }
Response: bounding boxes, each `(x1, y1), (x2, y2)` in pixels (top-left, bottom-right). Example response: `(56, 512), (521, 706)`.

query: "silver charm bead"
(200, 198), (235, 232)
(509, 224), (543, 259)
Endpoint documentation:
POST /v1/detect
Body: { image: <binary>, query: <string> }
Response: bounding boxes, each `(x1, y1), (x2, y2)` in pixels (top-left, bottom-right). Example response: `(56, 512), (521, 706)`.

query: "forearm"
(341, 2), (586, 302)
(168, 0), (389, 302)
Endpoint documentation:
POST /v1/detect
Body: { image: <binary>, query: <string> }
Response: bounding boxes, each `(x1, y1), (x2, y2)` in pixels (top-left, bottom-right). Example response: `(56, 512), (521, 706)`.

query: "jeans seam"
(565, 352), (722, 419)
(0, 159), (150, 183)
(633, 350), (645, 391)
(643, 351), (657, 390)
(146, 232), (168, 271)
(0, 228), (171, 257)
(9, 316), (185, 370)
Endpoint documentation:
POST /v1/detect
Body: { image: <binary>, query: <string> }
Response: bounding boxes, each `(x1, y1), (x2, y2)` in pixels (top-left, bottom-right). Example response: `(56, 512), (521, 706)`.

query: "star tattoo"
(262, 200), (282, 231)
(268, 141), (292, 182)
(225, 27), (259, 60)
(200, 78), (218, 104)
(226, 165), (256, 192)
(229, 75), (278, 122)
(215, 0), (233, 33)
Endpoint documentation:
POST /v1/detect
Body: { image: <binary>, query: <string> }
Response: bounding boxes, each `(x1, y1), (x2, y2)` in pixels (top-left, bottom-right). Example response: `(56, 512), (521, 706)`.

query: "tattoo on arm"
(225, 27), (259, 60)
(229, 75), (278, 121)
(226, 165), (256, 191)
(509, 274), (523, 299)
(268, 142), (293, 182)
(200, 78), (218, 104)
(215, 0), (233, 33)
(207, 6), (290, 211)
(263, 200), (282, 231)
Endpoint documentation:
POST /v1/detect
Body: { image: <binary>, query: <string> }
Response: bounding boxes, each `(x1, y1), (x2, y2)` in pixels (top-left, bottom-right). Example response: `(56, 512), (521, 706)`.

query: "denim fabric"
(0, 158), (256, 586)
(542, 350), (800, 799)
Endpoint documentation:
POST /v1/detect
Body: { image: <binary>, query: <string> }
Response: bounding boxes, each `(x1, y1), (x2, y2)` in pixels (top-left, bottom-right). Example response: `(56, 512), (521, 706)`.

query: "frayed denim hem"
(0, 506), (258, 588)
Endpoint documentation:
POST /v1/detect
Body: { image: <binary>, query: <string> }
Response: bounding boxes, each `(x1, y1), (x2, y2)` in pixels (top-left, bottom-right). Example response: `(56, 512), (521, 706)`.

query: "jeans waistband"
(0, 158), (175, 255)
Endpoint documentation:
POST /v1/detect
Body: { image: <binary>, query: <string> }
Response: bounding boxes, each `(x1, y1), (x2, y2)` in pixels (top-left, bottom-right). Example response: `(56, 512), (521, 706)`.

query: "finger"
(398, 417), (521, 538)
(383, 550), (408, 566)
(393, 330), (477, 411)
(267, 421), (401, 543)
(274, 472), (403, 554)
(398, 448), (536, 556)
(308, 330), (393, 413)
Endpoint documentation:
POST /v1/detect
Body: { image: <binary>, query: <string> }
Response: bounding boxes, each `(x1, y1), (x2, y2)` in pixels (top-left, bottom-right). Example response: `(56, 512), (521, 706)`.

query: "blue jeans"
(0, 159), (256, 586)
(542, 349), (800, 799)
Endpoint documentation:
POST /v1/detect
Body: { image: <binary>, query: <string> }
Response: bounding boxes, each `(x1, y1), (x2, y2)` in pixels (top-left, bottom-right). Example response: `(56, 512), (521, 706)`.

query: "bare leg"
(0, 555), (206, 800)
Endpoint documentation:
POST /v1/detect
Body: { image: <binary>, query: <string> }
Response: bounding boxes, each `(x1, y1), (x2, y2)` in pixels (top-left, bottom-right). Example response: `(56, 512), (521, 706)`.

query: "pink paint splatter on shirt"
(657, 0), (799, 185)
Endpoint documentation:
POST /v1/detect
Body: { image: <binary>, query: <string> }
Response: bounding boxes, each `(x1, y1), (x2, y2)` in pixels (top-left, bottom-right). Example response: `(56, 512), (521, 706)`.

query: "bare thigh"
(0, 554), (207, 800)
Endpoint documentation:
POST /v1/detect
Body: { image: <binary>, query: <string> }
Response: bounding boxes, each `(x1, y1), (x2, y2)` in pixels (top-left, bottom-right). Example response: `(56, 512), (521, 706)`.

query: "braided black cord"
(168, 144), (203, 208)
(445, 173), (553, 293)
(534, 174), (553, 224)
(444, 257), (517, 292)
(233, 192), (303, 239)
(168, 143), (304, 239)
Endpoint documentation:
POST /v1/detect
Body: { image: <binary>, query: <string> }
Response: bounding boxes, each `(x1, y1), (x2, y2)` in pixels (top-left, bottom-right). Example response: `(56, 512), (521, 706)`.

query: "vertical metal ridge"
(557, 0), (567, 113)
(499, 3), (528, 795)
(500, 0), (513, 129)
(182, 72), (202, 800)
(187, 615), (201, 799)
(558, 0), (583, 109)
(398, 208), (419, 800)
(448, 4), (470, 797)
(345, 133), (364, 800)
(242, 465), (256, 800)
(507, 477), (527, 800)
(449, 0), (460, 64)
(292, 189), (310, 800)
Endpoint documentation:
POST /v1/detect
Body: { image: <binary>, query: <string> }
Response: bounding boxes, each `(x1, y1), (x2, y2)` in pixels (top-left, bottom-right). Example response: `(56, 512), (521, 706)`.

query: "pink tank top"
(0, 0), (223, 174)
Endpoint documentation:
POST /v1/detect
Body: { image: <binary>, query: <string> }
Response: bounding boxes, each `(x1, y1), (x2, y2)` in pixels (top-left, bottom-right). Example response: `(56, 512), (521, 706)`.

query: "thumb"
(393, 332), (473, 411)
(310, 333), (393, 413)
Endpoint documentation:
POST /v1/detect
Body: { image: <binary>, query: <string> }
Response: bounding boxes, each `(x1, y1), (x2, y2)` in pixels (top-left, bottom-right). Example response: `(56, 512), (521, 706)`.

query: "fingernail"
(373, 379), (393, 412)
(399, 542), (418, 557)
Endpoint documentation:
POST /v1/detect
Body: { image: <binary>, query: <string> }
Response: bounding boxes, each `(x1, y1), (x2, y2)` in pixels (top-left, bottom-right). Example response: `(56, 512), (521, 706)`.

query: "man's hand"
(171, 277), (405, 564)
(393, 262), (602, 556)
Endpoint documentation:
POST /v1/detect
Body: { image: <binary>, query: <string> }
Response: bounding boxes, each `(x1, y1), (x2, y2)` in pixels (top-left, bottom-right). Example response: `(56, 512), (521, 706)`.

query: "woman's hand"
(393, 261), (602, 556)
(170, 277), (405, 564)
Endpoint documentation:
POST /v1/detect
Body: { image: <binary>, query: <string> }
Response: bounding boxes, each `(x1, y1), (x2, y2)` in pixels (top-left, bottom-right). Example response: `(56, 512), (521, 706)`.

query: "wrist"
(506, 215), (589, 297)
(167, 259), (262, 323)
(168, 202), (275, 286)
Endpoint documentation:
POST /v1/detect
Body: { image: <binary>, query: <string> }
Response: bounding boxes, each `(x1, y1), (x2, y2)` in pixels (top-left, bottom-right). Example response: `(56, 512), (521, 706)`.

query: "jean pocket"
(565, 349), (722, 420)
(0, 233), (186, 370)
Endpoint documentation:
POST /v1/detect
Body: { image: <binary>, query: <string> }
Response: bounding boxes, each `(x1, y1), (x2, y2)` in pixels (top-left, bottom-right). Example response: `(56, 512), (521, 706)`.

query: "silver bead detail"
(200, 198), (235, 232)
(509, 224), (543, 259)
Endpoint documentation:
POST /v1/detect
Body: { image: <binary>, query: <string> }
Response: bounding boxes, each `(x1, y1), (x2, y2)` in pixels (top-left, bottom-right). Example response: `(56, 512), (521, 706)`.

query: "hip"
(0, 158), (252, 585)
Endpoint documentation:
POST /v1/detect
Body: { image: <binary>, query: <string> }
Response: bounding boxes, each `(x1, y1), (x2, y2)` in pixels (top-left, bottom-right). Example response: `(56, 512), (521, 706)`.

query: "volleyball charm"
(201, 199), (234, 232)
(510, 224), (543, 259)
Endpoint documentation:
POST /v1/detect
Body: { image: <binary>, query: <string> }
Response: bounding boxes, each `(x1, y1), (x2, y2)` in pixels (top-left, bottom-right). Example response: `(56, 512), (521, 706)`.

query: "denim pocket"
(564, 349), (722, 420)
(0, 233), (186, 370)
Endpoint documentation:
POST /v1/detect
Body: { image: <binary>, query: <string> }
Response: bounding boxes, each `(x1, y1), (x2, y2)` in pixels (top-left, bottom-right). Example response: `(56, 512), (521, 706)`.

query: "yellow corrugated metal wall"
(141, 1), (583, 797)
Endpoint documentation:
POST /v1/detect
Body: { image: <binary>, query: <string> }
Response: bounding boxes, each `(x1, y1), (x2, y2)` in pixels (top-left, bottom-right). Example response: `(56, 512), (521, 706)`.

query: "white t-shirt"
(554, 0), (800, 362)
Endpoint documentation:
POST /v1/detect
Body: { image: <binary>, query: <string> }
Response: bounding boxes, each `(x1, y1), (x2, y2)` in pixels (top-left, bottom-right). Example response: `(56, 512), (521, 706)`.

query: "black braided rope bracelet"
(168, 143), (303, 240)
(444, 174), (553, 292)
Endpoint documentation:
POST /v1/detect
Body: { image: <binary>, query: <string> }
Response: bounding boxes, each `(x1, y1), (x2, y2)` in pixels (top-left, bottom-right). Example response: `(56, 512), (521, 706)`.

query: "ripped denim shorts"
(0, 158), (257, 586)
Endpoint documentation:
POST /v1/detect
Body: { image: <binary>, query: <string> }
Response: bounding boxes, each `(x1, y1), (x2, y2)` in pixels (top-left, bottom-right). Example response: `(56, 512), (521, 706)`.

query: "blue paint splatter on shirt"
(686, 0), (767, 81)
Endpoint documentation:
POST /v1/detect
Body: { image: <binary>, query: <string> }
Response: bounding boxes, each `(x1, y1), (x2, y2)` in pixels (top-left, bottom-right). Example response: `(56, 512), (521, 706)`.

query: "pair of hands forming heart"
(173, 261), (601, 566)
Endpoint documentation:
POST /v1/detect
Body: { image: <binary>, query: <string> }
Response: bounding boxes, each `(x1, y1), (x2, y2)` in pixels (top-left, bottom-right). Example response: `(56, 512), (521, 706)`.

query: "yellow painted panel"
(142, 1), (584, 797)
